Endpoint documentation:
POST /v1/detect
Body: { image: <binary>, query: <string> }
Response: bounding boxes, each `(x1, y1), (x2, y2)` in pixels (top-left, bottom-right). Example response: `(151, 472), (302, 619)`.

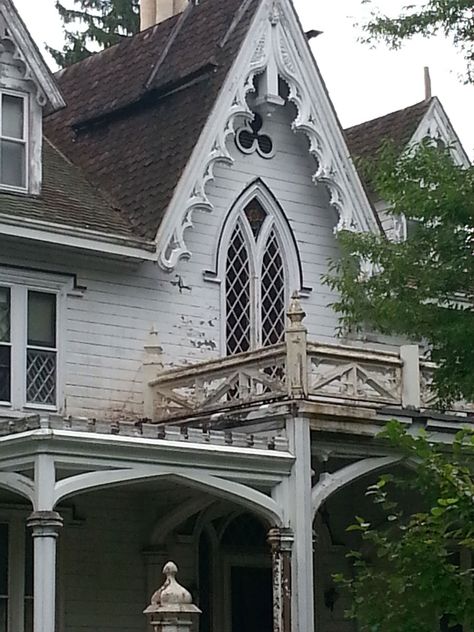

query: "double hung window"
(0, 284), (58, 409)
(0, 92), (27, 191)
(224, 195), (293, 356)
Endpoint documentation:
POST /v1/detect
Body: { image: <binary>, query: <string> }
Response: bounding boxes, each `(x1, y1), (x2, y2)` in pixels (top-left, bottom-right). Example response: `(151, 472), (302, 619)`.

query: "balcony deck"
(145, 297), (473, 425)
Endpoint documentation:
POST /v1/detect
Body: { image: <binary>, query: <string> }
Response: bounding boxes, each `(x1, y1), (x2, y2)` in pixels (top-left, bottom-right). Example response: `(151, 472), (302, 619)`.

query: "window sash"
(224, 207), (288, 355)
(0, 284), (59, 410)
(0, 92), (28, 191)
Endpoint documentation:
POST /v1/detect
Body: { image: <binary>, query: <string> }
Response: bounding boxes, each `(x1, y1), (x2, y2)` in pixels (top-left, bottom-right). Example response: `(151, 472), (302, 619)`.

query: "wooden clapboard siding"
(0, 101), (365, 419)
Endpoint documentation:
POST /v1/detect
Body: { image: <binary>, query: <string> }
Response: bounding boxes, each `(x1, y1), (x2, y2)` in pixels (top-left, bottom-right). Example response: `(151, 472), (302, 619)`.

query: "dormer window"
(0, 91), (27, 191)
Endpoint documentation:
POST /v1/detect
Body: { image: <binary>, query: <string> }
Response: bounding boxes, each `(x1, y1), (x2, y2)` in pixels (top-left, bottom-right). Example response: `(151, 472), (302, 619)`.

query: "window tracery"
(223, 190), (297, 356)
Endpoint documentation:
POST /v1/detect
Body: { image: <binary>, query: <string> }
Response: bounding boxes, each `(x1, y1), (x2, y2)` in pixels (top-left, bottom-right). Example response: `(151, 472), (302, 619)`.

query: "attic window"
(0, 91), (27, 191)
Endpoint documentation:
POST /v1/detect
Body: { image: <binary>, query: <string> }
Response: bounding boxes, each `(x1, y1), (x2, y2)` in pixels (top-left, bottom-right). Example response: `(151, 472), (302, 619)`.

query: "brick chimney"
(140, 0), (188, 30)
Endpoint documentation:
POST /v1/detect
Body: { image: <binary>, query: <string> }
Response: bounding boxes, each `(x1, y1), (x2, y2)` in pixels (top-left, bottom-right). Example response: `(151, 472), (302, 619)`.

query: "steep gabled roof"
(344, 100), (432, 162)
(0, 139), (140, 240)
(45, 0), (260, 241)
(0, 0), (64, 110)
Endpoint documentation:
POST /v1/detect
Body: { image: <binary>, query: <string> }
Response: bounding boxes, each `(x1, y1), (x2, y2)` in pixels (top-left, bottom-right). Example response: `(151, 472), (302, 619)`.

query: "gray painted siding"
(0, 101), (355, 419)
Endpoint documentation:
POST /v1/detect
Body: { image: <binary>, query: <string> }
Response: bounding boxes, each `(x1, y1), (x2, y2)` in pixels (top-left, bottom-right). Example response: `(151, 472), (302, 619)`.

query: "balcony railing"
(144, 295), (473, 422)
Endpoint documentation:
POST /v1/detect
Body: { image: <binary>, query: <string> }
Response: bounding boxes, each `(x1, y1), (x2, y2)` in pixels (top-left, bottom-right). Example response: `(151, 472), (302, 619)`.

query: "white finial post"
(286, 292), (308, 398)
(144, 562), (201, 632)
(143, 327), (163, 420)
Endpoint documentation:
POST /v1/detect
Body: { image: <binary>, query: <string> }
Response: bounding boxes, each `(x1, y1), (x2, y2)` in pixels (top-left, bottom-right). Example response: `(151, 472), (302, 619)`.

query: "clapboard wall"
(0, 100), (366, 419)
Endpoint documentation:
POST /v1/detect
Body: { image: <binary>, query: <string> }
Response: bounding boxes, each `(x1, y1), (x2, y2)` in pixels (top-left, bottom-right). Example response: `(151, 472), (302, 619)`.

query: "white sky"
(13, 0), (474, 159)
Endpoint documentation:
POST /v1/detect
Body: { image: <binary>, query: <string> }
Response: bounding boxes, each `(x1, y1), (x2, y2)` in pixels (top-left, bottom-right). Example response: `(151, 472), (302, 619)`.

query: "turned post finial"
(286, 291), (308, 398)
(287, 291), (306, 329)
(144, 562), (201, 630)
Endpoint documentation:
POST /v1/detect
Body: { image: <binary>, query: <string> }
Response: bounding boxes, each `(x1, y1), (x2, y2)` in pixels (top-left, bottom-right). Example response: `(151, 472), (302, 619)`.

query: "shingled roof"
(44, 0), (261, 241)
(344, 99), (432, 162)
(0, 139), (139, 239)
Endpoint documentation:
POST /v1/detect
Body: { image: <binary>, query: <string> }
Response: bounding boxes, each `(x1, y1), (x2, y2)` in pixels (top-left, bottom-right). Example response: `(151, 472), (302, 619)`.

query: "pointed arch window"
(223, 192), (297, 356)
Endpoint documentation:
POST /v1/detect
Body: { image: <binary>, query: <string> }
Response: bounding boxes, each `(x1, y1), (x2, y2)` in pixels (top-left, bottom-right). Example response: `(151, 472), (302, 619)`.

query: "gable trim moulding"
(155, 0), (379, 271)
(0, 0), (65, 109)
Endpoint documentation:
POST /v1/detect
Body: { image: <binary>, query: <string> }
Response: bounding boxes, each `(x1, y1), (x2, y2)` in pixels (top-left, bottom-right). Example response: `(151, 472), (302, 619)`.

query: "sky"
(13, 0), (474, 159)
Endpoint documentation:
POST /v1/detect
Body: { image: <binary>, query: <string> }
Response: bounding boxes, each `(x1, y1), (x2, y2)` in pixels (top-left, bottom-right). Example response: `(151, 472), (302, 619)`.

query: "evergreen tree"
(48, 0), (140, 68)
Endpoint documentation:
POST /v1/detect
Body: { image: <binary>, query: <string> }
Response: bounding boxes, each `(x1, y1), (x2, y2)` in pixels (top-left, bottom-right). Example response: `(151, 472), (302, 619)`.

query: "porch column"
(267, 527), (294, 632)
(27, 511), (63, 632)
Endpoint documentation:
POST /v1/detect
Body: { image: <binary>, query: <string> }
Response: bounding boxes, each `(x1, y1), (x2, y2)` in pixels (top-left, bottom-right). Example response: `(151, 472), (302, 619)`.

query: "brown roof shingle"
(344, 99), (432, 162)
(44, 0), (261, 241)
(0, 138), (139, 239)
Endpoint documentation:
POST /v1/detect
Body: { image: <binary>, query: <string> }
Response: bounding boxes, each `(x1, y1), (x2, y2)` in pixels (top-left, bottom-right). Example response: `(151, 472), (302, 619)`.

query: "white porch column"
(285, 414), (314, 632)
(27, 511), (63, 632)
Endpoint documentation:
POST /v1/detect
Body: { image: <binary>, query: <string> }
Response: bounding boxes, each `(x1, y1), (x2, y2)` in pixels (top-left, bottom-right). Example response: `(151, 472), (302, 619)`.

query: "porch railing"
(144, 294), (473, 421)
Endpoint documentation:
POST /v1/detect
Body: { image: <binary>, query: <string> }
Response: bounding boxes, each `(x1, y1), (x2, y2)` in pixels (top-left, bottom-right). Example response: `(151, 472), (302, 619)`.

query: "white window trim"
(0, 268), (70, 413)
(215, 182), (301, 356)
(0, 90), (29, 194)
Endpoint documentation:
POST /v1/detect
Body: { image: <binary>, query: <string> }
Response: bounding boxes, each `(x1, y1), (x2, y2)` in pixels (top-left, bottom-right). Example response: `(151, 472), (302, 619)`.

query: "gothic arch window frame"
(212, 180), (303, 356)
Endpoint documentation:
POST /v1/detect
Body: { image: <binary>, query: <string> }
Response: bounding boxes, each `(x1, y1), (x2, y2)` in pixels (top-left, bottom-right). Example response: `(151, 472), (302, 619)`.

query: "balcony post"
(143, 327), (164, 420)
(400, 344), (420, 409)
(286, 292), (308, 399)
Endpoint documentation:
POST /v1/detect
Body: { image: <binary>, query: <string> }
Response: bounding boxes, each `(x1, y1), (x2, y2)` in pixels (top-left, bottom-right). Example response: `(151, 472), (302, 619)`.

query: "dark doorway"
(231, 566), (273, 632)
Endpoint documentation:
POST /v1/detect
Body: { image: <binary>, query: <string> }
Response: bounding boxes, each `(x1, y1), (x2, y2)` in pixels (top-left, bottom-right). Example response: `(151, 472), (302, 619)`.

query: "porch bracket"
(0, 471), (35, 504)
(311, 455), (402, 519)
(53, 466), (284, 526)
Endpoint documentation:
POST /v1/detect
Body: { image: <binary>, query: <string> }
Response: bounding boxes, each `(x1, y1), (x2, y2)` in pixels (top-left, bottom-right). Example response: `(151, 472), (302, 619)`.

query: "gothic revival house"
(0, 0), (471, 631)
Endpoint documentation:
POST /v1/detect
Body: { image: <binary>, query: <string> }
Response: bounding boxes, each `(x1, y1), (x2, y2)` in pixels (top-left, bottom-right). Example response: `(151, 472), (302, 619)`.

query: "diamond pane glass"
(261, 230), (285, 347)
(28, 291), (56, 348)
(0, 288), (10, 343)
(244, 199), (267, 239)
(0, 347), (10, 402)
(26, 349), (56, 405)
(226, 222), (251, 355)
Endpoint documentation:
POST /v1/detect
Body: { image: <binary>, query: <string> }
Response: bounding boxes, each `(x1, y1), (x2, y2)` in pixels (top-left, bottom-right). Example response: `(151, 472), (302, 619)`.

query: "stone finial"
(152, 562), (191, 606)
(287, 291), (306, 329)
(144, 562), (201, 619)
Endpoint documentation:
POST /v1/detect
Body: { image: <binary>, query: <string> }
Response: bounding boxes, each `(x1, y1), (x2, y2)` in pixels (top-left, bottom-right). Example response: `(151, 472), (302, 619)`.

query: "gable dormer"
(0, 0), (64, 194)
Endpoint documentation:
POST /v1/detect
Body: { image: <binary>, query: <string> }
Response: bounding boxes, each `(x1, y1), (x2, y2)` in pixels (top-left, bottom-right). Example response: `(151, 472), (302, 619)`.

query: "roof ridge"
(345, 98), (432, 132)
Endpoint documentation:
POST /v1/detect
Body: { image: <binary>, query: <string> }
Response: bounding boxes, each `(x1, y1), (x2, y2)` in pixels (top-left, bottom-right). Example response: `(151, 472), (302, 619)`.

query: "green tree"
(324, 140), (474, 407)
(48, 0), (139, 68)
(335, 421), (474, 632)
(361, 0), (474, 83)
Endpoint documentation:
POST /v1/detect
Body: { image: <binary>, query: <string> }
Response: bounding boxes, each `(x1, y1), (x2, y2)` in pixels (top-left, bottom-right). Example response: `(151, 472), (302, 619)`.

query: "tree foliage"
(48, 0), (139, 68)
(361, 0), (474, 83)
(335, 421), (474, 632)
(324, 141), (474, 407)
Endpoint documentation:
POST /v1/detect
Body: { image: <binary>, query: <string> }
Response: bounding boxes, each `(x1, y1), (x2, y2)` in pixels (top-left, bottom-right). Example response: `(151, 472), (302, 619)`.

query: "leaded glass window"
(224, 196), (291, 355)
(26, 291), (57, 406)
(226, 222), (251, 355)
(261, 230), (285, 347)
(0, 280), (59, 410)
